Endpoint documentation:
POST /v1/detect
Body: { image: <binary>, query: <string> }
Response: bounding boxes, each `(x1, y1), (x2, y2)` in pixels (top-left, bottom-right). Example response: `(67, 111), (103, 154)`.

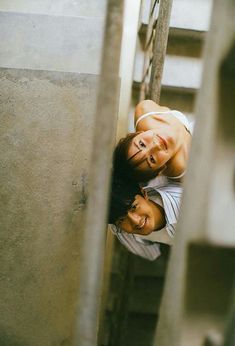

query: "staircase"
(132, 0), (213, 124)
(101, 1), (213, 345)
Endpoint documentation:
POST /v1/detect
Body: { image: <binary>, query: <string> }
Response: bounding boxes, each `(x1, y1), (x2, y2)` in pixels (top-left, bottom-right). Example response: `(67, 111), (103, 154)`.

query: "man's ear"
(140, 188), (148, 200)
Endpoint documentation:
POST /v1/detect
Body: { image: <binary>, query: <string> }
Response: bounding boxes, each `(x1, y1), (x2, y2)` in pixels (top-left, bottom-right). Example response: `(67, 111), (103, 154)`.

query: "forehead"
(128, 133), (145, 157)
(127, 134), (151, 171)
(116, 195), (152, 232)
(117, 195), (149, 221)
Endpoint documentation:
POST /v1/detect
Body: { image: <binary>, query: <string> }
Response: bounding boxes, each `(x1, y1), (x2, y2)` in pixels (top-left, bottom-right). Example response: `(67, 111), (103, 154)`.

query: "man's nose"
(128, 212), (141, 226)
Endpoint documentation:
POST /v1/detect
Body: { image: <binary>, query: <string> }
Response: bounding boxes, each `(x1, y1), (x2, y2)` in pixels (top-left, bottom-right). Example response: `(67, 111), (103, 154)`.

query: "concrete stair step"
(0, 0), (106, 18)
(170, 0), (213, 32)
(138, 0), (212, 47)
(0, 11), (104, 74)
(133, 53), (203, 92)
(162, 55), (202, 91)
(138, 0), (152, 28)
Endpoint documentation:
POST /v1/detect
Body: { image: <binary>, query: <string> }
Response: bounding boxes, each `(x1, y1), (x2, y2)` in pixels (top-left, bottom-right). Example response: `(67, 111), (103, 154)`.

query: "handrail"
(149, 0), (173, 103)
(73, 1), (124, 345)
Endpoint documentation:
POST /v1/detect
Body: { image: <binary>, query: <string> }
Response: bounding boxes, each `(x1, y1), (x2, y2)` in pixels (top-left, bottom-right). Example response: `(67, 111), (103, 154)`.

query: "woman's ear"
(140, 188), (148, 200)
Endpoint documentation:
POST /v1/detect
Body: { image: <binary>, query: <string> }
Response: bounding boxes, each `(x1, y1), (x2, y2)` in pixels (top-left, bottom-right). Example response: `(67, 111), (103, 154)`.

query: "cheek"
(119, 221), (133, 234)
(155, 151), (170, 166)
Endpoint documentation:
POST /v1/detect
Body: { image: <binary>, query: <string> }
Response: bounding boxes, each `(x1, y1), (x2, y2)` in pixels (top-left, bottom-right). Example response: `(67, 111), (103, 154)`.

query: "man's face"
(127, 130), (172, 176)
(116, 194), (160, 235)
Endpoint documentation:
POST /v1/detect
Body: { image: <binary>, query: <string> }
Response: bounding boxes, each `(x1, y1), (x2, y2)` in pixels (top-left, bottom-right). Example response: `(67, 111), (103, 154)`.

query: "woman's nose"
(149, 141), (160, 154)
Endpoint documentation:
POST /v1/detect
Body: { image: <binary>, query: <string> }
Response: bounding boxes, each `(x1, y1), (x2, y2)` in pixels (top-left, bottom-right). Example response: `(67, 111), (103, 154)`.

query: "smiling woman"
(113, 100), (193, 183)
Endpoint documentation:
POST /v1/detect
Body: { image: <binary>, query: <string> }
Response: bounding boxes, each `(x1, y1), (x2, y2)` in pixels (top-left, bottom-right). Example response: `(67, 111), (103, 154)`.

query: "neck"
(164, 127), (191, 178)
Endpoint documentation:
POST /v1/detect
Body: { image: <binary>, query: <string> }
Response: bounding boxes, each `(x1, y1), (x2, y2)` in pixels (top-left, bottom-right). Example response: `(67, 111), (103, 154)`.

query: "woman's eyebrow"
(133, 141), (141, 151)
(128, 146), (142, 161)
(146, 159), (152, 169)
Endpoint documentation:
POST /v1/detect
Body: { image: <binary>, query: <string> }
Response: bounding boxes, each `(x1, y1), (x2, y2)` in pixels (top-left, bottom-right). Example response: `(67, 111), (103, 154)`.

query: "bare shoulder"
(134, 100), (170, 130)
(134, 100), (170, 123)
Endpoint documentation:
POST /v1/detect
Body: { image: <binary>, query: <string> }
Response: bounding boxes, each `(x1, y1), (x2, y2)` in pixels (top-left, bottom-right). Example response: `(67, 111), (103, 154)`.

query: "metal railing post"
(73, 0), (124, 345)
(149, 0), (173, 103)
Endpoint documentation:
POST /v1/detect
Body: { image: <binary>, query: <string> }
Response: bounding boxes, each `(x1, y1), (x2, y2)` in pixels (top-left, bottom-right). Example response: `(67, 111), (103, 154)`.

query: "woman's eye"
(139, 140), (146, 148)
(150, 155), (156, 164)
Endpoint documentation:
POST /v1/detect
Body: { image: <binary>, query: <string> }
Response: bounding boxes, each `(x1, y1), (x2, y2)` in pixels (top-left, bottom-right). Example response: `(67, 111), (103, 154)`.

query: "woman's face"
(116, 194), (162, 235)
(127, 130), (174, 175)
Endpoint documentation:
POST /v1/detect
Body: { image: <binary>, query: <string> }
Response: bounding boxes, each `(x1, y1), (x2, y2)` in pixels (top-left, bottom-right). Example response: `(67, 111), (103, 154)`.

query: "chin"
(143, 228), (154, 235)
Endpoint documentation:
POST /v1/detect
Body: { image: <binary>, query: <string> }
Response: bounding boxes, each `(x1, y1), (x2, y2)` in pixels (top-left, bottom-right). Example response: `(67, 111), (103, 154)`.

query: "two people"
(108, 99), (193, 260)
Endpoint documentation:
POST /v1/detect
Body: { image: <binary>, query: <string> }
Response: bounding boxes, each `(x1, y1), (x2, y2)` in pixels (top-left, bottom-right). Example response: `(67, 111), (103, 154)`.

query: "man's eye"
(149, 155), (156, 164)
(130, 203), (137, 211)
(139, 140), (146, 148)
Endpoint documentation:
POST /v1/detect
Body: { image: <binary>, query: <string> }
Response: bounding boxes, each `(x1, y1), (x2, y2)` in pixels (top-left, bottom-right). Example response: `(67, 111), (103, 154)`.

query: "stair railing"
(139, 0), (173, 103)
(149, 0), (173, 103)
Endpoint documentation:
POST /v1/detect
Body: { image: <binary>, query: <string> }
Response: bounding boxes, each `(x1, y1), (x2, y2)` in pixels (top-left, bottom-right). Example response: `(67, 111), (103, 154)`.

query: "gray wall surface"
(0, 0), (107, 18)
(0, 68), (98, 346)
(0, 1), (107, 344)
(0, 11), (104, 74)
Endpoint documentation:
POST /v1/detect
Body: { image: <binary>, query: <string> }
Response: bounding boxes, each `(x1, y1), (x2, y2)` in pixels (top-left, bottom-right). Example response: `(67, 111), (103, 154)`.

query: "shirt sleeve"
(109, 224), (161, 261)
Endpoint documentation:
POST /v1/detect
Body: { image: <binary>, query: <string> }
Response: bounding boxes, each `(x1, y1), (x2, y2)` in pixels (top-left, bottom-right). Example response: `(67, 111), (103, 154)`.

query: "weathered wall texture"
(0, 69), (98, 346)
(0, 0), (106, 18)
(0, 1), (106, 345)
(0, 12), (104, 75)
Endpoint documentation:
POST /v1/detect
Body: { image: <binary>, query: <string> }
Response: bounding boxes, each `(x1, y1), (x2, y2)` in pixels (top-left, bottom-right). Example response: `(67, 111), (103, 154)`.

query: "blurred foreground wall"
(0, 1), (106, 345)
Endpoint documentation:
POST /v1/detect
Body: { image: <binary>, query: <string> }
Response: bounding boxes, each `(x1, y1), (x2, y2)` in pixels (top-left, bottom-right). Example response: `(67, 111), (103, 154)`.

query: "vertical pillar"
(153, 0), (235, 345)
(73, 1), (124, 345)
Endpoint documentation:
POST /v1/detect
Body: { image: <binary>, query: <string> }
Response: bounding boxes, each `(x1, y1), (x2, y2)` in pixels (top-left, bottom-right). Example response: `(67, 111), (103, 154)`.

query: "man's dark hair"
(108, 173), (142, 224)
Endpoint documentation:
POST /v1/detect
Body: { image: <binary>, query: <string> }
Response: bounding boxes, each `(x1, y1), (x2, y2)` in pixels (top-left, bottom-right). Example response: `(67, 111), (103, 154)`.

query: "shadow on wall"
(0, 329), (71, 346)
(0, 329), (28, 346)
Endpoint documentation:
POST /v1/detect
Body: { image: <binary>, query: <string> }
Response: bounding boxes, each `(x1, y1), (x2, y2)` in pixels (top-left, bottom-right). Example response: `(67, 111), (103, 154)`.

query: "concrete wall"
(0, 68), (99, 346)
(0, 12), (104, 74)
(0, 0), (106, 18)
(0, 1), (106, 345)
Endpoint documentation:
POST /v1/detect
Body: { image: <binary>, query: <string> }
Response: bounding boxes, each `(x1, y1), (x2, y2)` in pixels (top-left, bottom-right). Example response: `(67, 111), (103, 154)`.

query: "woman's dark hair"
(108, 174), (142, 224)
(112, 132), (139, 182)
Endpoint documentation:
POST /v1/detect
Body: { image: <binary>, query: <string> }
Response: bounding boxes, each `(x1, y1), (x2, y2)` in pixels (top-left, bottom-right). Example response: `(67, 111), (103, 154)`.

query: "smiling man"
(108, 175), (182, 259)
